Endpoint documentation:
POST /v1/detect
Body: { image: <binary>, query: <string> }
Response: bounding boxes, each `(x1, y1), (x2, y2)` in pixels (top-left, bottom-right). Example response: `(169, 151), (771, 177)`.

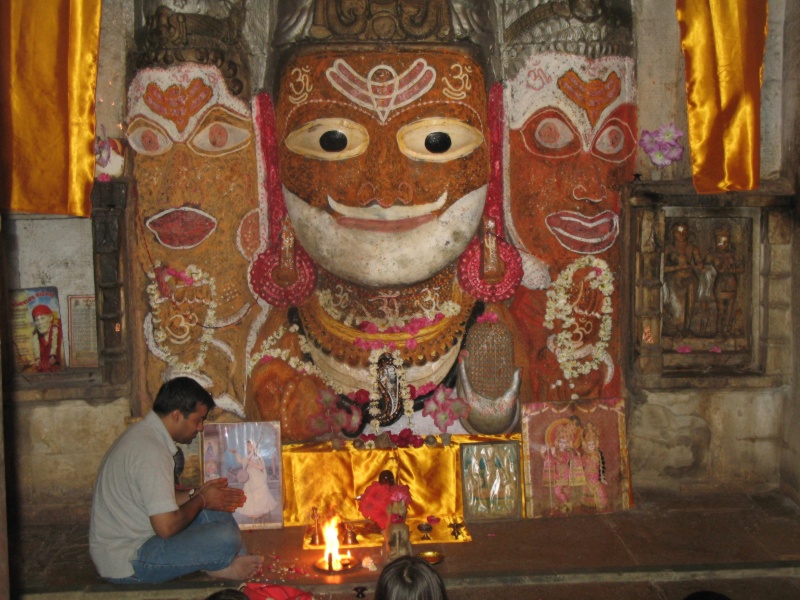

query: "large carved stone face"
(126, 63), (260, 407)
(275, 47), (489, 287)
(506, 53), (636, 272)
(127, 64), (260, 319)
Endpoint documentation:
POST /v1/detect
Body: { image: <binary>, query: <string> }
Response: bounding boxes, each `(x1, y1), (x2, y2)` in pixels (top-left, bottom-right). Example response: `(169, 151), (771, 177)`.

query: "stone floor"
(10, 488), (800, 600)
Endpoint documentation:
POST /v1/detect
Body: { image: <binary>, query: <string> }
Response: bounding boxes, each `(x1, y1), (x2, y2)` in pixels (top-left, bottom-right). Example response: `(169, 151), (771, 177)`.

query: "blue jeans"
(106, 510), (244, 584)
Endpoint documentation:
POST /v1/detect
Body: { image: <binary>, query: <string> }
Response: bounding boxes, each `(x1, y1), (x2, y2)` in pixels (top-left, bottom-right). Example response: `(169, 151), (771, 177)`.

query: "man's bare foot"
(207, 554), (264, 580)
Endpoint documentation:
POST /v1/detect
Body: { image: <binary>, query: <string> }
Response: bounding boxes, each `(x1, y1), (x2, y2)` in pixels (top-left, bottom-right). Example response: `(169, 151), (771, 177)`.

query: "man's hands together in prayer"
(198, 478), (246, 512)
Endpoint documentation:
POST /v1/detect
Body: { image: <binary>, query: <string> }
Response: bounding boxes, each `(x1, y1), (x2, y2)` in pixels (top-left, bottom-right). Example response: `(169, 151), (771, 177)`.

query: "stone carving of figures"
(662, 221), (703, 336)
(704, 227), (743, 336)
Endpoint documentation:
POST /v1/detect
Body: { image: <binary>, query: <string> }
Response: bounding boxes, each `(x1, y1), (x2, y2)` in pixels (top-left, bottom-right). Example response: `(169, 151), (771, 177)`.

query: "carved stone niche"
(625, 181), (792, 389)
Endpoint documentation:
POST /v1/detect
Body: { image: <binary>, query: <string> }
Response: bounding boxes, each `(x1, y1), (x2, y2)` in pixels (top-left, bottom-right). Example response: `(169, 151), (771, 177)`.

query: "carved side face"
(127, 64), (260, 307)
(506, 53), (636, 270)
(126, 63), (260, 405)
(275, 47), (489, 287)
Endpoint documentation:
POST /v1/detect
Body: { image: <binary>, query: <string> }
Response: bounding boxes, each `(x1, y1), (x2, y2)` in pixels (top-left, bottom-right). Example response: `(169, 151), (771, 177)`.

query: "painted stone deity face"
(127, 63), (260, 409)
(275, 47), (489, 287)
(505, 53), (636, 272)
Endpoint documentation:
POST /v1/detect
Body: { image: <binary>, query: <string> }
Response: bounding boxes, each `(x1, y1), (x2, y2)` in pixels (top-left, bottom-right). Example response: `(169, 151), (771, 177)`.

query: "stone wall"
(9, 396), (129, 526)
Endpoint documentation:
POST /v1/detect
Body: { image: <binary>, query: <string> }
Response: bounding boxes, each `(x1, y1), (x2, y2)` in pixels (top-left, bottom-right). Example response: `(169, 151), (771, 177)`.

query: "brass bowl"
(417, 550), (444, 565)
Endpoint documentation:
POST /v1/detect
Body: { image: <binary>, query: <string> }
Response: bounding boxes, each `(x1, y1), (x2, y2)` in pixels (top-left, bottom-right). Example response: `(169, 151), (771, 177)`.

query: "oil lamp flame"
(323, 515), (342, 571)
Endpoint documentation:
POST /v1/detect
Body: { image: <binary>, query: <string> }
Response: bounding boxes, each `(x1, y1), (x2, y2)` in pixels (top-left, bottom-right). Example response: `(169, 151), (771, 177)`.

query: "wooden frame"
(460, 440), (522, 522)
(202, 421), (283, 529)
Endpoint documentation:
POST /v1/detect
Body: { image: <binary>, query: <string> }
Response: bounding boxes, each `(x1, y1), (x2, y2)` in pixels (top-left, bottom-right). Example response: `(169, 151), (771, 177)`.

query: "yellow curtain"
(676, 0), (768, 193)
(0, 0), (102, 216)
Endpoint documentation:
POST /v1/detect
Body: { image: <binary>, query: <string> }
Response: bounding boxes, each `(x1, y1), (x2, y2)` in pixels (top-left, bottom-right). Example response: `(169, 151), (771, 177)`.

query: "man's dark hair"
(152, 377), (214, 417)
(204, 589), (249, 600)
(375, 555), (448, 600)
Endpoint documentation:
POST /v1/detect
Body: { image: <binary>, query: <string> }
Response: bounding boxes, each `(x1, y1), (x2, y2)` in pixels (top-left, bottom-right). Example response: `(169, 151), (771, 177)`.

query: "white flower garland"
(367, 349), (413, 434)
(544, 256), (614, 380)
(247, 325), (346, 394)
(146, 263), (216, 374)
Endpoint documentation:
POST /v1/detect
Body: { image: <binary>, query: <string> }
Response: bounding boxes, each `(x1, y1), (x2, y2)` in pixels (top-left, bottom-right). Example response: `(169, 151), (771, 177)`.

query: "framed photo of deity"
(202, 421), (283, 530)
(460, 441), (522, 523)
(9, 287), (65, 374)
(521, 399), (632, 519)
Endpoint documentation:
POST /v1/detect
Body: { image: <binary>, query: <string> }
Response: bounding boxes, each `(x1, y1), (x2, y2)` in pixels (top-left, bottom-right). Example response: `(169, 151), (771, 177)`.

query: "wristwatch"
(188, 488), (197, 500)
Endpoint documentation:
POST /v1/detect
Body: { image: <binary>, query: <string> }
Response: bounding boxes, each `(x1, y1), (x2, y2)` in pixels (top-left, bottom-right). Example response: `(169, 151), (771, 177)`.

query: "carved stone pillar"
(91, 181), (128, 386)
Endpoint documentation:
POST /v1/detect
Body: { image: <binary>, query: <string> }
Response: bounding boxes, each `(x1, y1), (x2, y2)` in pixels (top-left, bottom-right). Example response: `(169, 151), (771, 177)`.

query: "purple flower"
(664, 142), (684, 163)
(638, 129), (658, 153)
(709, 345), (722, 354)
(648, 141), (675, 167)
(655, 122), (684, 144)
(676, 345), (692, 354)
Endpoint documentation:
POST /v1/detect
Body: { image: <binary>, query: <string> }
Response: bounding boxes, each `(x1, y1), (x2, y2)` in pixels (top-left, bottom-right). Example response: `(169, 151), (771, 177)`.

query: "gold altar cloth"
(282, 434), (521, 546)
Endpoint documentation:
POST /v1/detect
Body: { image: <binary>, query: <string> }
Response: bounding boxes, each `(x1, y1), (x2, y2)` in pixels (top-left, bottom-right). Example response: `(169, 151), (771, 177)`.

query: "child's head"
(374, 555), (447, 600)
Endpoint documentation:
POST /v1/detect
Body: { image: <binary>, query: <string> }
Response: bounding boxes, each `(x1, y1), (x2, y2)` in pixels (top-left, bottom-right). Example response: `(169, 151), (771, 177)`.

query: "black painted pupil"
(425, 132), (451, 153)
(320, 130), (348, 152)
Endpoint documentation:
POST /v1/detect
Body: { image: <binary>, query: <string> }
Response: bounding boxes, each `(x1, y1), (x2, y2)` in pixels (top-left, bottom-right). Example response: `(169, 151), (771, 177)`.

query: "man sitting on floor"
(89, 377), (263, 583)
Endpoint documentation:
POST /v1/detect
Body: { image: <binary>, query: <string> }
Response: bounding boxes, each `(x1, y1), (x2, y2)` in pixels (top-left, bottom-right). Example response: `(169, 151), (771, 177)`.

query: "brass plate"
(418, 551), (444, 565)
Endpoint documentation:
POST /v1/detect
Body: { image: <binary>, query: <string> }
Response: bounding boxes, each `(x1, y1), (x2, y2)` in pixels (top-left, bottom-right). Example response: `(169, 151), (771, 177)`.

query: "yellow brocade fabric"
(676, 0), (768, 194)
(1, 0), (102, 216)
(282, 434), (522, 547)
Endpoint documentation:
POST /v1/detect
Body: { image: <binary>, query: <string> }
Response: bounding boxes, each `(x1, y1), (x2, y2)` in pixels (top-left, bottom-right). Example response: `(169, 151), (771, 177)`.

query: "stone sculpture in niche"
(245, 0), (523, 441)
(127, 3), (260, 414)
(504, 0), (636, 402)
(704, 227), (743, 336)
(661, 217), (748, 343)
(662, 221), (703, 337)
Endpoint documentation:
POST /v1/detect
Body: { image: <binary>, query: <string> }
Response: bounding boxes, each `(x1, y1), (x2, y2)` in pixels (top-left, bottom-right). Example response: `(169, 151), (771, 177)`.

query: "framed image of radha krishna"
(521, 399), (632, 518)
(202, 421), (282, 529)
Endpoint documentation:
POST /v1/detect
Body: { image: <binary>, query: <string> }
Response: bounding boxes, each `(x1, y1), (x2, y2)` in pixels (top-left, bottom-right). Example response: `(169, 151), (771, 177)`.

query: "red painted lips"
(545, 210), (619, 254)
(146, 207), (217, 249)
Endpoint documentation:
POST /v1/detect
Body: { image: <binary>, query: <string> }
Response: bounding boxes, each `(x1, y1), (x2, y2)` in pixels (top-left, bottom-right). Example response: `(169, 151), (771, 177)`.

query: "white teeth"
(327, 192), (447, 220)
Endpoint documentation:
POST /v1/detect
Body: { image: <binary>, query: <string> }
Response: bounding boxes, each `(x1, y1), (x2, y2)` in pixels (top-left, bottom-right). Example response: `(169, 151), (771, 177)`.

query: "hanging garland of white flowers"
(248, 325), (345, 394)
(367, 348), (413, 433)
(543, 256), (614, 380)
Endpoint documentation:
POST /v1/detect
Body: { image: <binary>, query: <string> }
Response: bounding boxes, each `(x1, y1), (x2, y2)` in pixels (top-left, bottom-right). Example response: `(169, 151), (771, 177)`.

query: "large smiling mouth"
(545, 210), (620, 254)
(146, 207), (217, 249)
(328, 192), (447, 232)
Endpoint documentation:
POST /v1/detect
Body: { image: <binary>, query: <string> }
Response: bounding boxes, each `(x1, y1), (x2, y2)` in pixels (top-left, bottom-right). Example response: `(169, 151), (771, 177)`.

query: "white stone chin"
(285, 185), (486, 287)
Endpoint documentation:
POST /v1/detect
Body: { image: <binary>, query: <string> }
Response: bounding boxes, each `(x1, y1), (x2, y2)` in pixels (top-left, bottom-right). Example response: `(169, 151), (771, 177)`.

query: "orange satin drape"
(0, 0), (102, 216)
(676, 0), (768, 193)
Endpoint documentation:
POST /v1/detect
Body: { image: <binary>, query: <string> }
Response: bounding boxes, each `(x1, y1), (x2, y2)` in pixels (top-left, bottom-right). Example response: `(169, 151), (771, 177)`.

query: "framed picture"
(521, 398), (632, 519)
(460, 441), (522, 522)
(9, 287), (65, 373)
(202, 421), (283, 529)
(67, 295), (99, 367)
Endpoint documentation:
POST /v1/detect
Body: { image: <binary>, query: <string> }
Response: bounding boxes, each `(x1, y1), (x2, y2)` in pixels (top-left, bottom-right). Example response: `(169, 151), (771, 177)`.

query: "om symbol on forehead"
(325, 58), (436, 123)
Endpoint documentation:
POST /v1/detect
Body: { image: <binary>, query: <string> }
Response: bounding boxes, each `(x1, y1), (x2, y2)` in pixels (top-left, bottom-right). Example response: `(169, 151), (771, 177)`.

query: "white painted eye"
(396, 118), (484, 162)
(189, 121), (251, 156)
(592, 118), (636, 163)
(127, 119), (172, 156)
(284, 118), (369, 160)
(534, 117), (575, 150)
